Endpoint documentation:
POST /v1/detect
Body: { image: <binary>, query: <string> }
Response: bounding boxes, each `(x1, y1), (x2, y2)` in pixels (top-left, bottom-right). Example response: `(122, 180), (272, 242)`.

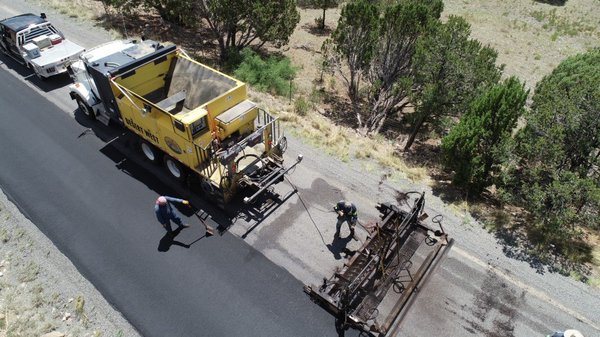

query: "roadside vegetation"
(37, 0), (600, 282)
(0, 199), (133, 337)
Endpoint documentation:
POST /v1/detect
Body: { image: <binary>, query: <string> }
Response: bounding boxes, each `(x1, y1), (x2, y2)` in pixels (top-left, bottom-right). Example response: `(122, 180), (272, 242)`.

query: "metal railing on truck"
(193, 108), (283, 188)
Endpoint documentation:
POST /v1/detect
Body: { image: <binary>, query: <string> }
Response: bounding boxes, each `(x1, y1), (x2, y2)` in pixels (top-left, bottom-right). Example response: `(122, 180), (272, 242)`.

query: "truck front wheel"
(164, 156), (186, 181)
(76, 97), (95, 120)
(140, 140), (160, 163)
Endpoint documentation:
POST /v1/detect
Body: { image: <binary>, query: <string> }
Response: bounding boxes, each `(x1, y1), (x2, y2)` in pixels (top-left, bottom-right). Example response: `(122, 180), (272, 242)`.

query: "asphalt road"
(0, 66), (352, 336)
(1, 2), (600, 337)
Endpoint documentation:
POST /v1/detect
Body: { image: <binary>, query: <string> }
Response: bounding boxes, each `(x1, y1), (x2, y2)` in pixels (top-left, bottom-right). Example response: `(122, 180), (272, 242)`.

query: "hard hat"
(344, 201), (352, 208)
(157, 196), (167, 205)
(564, 330), (584, 337)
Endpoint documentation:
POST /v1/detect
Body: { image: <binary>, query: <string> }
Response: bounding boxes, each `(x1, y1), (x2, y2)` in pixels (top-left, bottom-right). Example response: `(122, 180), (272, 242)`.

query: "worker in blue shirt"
(333, 200), (357, 239)
(155, 196), (190, 235)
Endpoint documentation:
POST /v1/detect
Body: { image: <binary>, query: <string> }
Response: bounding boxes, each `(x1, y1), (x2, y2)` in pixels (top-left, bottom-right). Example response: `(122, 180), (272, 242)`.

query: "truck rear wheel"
(76, 97), (95, 120)
(164, 156), (186, 181)
(140, 140), (160, 163)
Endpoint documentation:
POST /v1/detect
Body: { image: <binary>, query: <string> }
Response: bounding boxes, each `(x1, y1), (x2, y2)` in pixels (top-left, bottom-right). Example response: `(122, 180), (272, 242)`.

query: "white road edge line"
(453, 246), (600, 332)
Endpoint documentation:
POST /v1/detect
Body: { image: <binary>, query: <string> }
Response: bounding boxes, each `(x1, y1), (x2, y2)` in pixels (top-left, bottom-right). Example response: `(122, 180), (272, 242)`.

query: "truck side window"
(191, 116), (208, 137)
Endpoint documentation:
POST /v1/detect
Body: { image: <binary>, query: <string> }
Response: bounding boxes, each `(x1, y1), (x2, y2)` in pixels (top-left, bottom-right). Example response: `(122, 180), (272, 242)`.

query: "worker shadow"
(326, 235), (355, 260)
(157, 227), (191, 252)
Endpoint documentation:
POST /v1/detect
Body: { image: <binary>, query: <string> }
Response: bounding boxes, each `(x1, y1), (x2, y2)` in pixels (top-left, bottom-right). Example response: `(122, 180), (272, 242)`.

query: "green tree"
(198, 0), (300, 60)
(406, 15), (503, 150)
(441, 77), (528, 193)
(503, 49), (600, 248)
(103, 0), (196, 26)
(327, 0), (441, 132)
(326, 0), (379, 125)
(519, 171), (600, 249)
(519, 49), (600, 177)
(363, 0), (443, 134)
(309, 0), (340, 30)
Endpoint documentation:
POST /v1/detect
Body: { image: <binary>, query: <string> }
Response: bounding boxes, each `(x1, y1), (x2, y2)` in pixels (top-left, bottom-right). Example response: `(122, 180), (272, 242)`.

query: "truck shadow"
(235, 188), (298, 239)
(0, 54), (72, 92)
(73, 109), (291, 237)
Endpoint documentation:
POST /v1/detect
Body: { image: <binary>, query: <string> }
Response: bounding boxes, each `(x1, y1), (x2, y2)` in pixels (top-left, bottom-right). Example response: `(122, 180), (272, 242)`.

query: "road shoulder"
(0, 188), (140, 337)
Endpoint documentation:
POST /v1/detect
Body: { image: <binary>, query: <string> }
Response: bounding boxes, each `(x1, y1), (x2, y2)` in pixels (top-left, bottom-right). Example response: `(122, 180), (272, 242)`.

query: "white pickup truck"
(0, 13), (84, 79)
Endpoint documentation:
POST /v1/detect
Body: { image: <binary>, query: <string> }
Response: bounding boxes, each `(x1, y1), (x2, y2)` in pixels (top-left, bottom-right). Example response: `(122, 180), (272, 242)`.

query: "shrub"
(234, 49), (297, 96)
(294, 96), (310, 116)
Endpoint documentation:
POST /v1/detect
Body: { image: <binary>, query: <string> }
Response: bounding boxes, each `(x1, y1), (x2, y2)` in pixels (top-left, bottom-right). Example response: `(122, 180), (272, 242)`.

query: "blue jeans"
(163, 215), (183, 233)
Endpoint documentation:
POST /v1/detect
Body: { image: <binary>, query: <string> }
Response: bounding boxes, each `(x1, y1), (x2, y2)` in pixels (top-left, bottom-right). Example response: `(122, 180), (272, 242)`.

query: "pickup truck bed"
(30, 39), (84, 68)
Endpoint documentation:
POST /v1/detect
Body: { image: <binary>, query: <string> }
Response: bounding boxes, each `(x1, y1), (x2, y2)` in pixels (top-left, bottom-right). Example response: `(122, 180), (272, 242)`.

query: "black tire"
(200, 176), (215, 195)
(163, 155), (187, 181)
(35, 71), (46, 81)
(0, 42), (8, 55)
(140, 140), (160, 164)
(75, 96), (95, 120)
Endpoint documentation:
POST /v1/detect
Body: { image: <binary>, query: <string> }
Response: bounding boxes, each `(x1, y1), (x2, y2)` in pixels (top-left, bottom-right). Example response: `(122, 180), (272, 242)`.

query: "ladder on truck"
(304, 192), (453, 336)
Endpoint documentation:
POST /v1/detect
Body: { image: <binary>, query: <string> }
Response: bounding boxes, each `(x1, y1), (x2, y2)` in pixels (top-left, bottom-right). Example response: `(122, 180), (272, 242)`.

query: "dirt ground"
(283, 0), (600, 96)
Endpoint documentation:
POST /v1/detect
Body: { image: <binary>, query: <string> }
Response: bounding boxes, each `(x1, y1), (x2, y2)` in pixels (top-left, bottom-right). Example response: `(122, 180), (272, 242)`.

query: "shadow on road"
(73, 109), (294, 239)
(237, 188), (298, 239)
(327, 235), (354, 260)
(158, 227), (191, 252)
(0, 54), (72, 92)
(157, 226), (210, 252)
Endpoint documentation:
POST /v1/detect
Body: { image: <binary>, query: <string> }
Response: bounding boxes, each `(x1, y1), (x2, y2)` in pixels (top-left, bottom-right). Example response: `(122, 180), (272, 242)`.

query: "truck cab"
(0, 13), (84, 78)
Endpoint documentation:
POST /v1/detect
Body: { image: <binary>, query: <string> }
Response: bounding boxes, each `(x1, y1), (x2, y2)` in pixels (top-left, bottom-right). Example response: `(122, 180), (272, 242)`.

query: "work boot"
(179, 224), (190, 229)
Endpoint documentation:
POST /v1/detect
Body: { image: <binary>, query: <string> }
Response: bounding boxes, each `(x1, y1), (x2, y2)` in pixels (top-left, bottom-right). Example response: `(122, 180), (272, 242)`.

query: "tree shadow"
(402, 139), (443, 172)
(319, 94), (358, 129)
(478, 205), (593, 278)
(534, 0), (567, 6)
(302, 22), (333, 37)
(93, 9), (221, 66)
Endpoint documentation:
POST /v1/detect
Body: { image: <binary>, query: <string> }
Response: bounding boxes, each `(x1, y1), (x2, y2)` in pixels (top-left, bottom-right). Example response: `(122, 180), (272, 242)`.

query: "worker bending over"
(155, 196), (190, 235)
(334, 200), (358, 239)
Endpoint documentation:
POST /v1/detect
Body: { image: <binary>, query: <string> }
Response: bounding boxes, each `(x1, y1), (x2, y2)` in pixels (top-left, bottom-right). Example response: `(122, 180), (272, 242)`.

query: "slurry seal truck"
(68, 39), (301, 207)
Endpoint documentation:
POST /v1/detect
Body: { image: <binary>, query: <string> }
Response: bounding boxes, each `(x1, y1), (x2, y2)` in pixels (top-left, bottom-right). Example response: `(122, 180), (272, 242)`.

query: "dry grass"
(442, 0), (600, 90)
(250, 89), (429, 180)
(38, 0), (103, 21)
(587, 231), (600, 284)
